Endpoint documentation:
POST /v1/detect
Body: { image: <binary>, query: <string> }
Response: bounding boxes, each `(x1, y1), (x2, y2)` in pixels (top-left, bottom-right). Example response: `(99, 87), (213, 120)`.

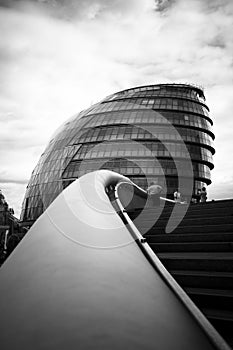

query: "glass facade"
(21, 83), (215, 223)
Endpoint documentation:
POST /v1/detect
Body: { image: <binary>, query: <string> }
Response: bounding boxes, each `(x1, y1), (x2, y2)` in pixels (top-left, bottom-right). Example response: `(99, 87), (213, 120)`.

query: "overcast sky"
(0, 0), (233, 217)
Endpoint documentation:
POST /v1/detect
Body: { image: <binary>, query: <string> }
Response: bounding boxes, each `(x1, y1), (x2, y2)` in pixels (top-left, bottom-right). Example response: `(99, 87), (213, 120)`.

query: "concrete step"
(149, 216), (233, 228)
(185, 288), (233, 311)
(202, 308), (233, 322)
(157, 252), (233, 272)
(191, 200), (232, 209)
(127, 200), (233, 221)
(129, 199), (233, 213)
(182, 200), (233, 210)
(137, 216), (233, 233)
(190, 199), (233, 209)
(131, 214), (233, 226)
(145, 232), (233, 243)
(149, 241), (233, 253)
(145, 223), (233, 234)
(130, 207), (233, 221)
(170, 270), (233, 289)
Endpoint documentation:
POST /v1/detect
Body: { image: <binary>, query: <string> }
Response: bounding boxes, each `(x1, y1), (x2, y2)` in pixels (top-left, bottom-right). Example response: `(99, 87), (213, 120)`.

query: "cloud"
(208, 176), (233, 200)
(154, 0), (176, 12)
(0, 0), (154, 20)
(0, 178), (27, 185)
(0, 0), (233, 215)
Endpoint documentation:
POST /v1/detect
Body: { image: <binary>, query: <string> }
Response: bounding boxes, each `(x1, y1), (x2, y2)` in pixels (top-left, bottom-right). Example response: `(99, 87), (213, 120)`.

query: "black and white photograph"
(0, 1), (233, 349)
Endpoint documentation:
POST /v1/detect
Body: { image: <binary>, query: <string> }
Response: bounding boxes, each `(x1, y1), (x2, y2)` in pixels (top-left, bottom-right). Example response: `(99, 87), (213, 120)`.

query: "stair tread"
(185, 287), (233, 297)
(135, 213), (233, 222)
(127, 201), (233, 215)
(150, 242), (232, 246)
(149, 241), (233, 253)
(202, 308), (233, 321)
(146, 213), (233, 221)
(157, 252), (233, 259)
(170, 270), (233, 277)
(141, 223), (233, 228)
(145, 234), (233, 244)
(145, 233), (233, 238)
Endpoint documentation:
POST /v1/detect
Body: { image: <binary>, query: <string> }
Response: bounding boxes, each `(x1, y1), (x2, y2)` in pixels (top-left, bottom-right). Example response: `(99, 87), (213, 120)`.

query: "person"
(200, 187), (207, 203)
(173, 190), (181, 203)
(147, 181), (162, 206)
(196, 189), (201, 203)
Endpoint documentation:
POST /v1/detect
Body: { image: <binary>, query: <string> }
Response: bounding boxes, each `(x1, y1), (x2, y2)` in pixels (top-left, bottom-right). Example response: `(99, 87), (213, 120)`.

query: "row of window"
(105, 93), (207, 110)
(117, 89), (204, 102)
(72, 141), (213, 164)
(45, 98), (213, 148)
(62, 167), (210, 182)
(43, 112), (213, 156)
(73, 126), (214, 148)
(62, 158), (211, 180)
(28, 140), (213, 188)
(66, 157), (210, 171)
(105, 85), (203, 99)
(28, 153), (212, 191)
(117, 84), (200, 93)
(85, 98), (209, 117)
(43, 105), (213, 154)
(80, 111), (213, 131)
(41, 126), (214, 173)
(106, 89), (204, 103)
(41, 139), (211, 174)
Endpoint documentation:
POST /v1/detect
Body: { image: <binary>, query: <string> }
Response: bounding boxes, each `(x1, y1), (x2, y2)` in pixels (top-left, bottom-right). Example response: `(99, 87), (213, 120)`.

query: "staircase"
(127, 199), (233, 349)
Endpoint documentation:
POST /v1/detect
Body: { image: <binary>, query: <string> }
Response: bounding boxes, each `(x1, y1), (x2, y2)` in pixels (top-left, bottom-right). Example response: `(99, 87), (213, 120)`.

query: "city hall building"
(21, 83), (215, 225)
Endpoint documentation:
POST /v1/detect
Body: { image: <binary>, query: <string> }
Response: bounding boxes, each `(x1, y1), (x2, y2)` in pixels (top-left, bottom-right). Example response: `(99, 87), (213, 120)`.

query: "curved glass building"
(21, 84), (215, 224)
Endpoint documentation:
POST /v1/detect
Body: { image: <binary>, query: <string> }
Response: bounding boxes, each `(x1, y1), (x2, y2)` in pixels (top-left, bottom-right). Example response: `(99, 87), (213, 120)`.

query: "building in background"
(20, 84), (215, 226)
(0, 190), (25, 265)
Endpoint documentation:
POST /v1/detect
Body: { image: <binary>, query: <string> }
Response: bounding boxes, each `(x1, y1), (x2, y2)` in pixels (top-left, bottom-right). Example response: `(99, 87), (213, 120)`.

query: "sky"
(0, 0), (233, 218)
